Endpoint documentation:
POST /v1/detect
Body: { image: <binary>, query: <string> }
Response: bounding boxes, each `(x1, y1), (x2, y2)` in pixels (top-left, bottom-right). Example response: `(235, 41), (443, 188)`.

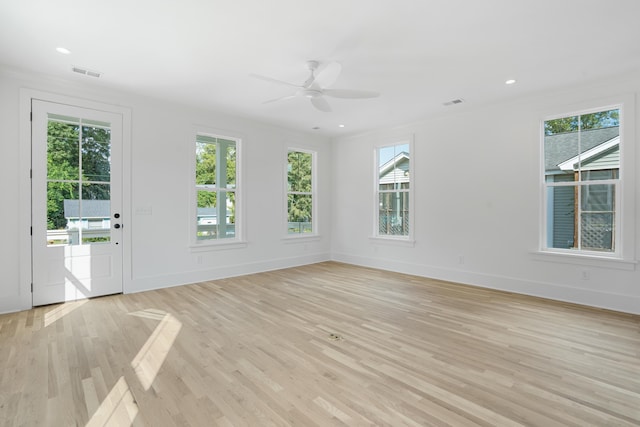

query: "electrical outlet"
(581, 270), (590, 280)
(458, 255), (465, 265)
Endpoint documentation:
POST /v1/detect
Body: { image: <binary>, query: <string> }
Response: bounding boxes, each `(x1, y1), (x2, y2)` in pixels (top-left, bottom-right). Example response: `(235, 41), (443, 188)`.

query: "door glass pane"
(47, 120), (79, 181)
(81, 184), (111, 244)
(82, 124), (111, 182)
(47, 182), (79, 246)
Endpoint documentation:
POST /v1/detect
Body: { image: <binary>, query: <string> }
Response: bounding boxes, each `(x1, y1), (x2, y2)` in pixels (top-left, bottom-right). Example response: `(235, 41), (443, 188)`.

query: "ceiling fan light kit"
(251, 60), (380, 112)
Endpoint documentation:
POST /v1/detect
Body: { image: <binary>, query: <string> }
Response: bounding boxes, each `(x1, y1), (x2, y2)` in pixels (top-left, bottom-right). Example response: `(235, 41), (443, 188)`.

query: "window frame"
(373, 136), (414, 242)
(539, 97), (636, 264)
(284, 147), (317, 238)
(190, 128), (244, 249)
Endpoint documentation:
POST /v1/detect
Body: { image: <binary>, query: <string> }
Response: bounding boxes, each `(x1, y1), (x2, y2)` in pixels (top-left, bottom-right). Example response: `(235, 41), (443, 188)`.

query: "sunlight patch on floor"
(130, 312), (182, 390)
(44, 299), (88, 327)
(127, 308), (168, 321)
(86, 376), (138, 427)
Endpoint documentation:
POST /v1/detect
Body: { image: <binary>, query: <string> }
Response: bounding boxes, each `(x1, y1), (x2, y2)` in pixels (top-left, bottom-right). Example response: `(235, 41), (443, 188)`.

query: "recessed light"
(56, 47), (71, 55)
(338, 124), (345, 128)
(505, 79), (517, 85)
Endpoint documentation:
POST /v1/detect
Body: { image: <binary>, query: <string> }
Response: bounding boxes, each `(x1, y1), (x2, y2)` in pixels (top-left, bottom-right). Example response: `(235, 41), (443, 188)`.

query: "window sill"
(369, 236), (416, 247)
(282, 234), (321, 243)
(189, 240), (248, 252)
(530, 250), (637, 271)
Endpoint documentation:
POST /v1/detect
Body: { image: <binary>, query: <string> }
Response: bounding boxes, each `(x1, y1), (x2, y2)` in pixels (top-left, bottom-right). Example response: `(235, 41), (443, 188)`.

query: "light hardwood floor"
(1, 261), (639, 426)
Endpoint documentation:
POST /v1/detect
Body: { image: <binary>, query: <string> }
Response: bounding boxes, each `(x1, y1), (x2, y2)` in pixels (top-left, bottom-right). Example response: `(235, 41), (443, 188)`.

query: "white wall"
(0, 68), (24, 313)
(0, 66), (332, 314)
(331, 73), (640, 314)
(2, 65), (638, 316)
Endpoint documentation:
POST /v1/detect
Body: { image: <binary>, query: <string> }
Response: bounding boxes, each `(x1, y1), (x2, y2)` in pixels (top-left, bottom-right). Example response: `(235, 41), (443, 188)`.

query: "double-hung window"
(375, 141), (412, 239)
(194, 133), (239, 243)
(543, 107), (621, 255)
(287, 149), (315, 235)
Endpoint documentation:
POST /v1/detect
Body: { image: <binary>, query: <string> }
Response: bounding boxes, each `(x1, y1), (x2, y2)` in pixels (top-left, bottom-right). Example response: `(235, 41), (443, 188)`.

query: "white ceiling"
(2, 0), (640, 136)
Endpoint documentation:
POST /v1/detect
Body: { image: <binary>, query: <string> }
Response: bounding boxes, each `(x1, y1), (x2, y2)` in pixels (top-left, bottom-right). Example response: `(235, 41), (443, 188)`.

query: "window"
(287, 149), (315, 235)
(543, 107), (621, 255)
(376, 141), (411, 238)
(194, 133), (239, 243)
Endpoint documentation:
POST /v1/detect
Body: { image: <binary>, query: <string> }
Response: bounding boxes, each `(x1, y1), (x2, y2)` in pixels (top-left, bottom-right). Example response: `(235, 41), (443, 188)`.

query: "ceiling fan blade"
(323, 88), (380, 99)
(262, 94), (297, 104)
(315, 62), (342, 88)
(249, 73), (301, 88)
(310, 96), (331, 112)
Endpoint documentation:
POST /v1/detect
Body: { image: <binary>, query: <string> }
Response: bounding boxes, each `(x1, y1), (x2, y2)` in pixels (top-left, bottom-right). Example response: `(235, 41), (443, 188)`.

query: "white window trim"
(283, 147), (318, 240)
(537, 95), (636, 267)
(372, 135), (415, 242)
(189, 127), (246, 250)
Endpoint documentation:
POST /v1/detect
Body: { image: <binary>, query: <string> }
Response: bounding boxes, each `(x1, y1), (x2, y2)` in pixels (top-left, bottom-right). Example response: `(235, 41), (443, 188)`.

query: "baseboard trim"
(126, 252), (331, 294)
(331, 252), (640, 315)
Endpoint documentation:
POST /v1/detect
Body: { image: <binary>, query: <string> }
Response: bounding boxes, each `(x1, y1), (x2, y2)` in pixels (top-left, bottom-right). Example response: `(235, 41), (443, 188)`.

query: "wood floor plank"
(1, 261), (639, 426)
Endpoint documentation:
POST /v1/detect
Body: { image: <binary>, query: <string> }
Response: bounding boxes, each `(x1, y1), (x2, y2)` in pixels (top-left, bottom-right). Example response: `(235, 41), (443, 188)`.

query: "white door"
(31, 100), (123, 306)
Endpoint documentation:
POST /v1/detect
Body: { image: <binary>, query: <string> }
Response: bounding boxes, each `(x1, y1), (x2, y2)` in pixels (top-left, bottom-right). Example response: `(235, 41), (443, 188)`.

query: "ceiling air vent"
(443, 98), (464, 106)
(72, 66), (102, 78)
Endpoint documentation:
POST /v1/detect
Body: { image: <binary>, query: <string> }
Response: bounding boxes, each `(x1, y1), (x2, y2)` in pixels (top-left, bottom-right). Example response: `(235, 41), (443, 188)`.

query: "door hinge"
(30, 226), (32, 236)
(30, 169), (32, 179)
(30, 112), (32, 122)
(31, 283), (33, 292)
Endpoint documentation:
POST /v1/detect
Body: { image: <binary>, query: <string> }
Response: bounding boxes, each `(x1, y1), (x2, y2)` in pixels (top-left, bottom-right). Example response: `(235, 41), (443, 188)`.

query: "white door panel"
(32, 100), (123, 306)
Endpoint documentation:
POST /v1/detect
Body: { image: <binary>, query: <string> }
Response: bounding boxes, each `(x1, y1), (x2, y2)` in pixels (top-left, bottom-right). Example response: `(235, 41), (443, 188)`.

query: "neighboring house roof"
(379, 151), (410, 184)
(557, 136), (619, 172)
(544, 126), (619, 173)
(63, 199), (110, 219)
(379, 151), (409, 176)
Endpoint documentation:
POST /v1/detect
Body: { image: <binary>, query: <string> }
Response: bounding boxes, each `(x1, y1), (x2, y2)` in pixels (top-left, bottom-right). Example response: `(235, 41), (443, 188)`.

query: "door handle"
(114, 224), (121, 229)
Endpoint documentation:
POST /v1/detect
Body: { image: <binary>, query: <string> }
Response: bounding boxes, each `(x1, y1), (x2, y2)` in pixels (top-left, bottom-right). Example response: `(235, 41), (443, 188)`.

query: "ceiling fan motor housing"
(298, 88), (322, 98)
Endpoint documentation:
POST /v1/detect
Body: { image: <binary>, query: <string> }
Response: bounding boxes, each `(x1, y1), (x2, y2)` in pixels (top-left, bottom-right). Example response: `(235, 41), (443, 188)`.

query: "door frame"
(19, 89), (132, 310)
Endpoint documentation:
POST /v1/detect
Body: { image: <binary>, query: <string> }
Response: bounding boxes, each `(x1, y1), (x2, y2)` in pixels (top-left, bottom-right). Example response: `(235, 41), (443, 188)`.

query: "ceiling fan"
(250, 60), (380, 112)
